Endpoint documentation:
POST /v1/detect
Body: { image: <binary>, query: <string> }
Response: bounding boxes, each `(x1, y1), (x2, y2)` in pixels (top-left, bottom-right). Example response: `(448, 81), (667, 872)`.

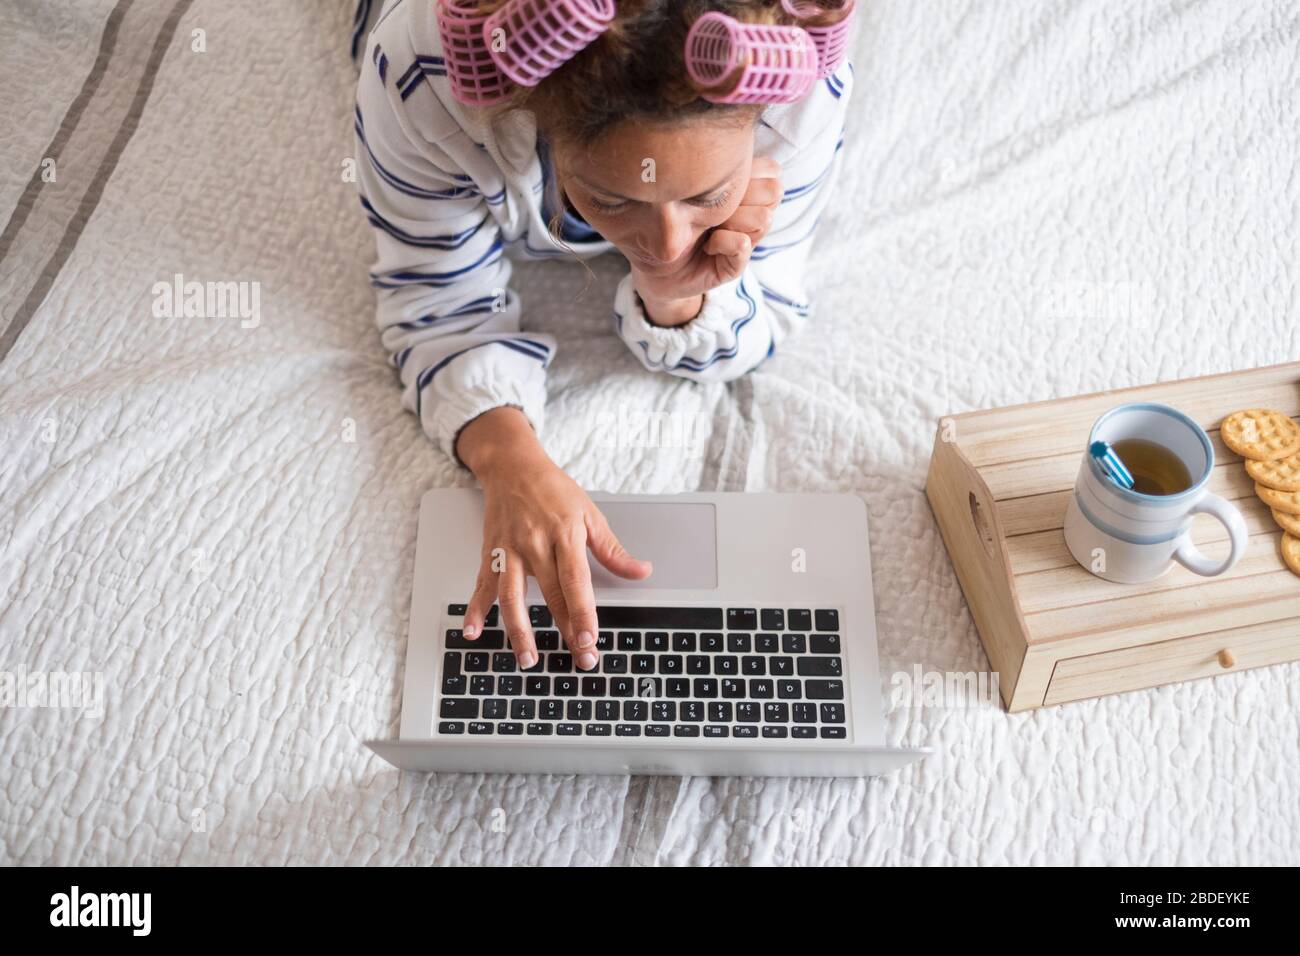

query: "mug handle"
(1173, 493), (1248, 577)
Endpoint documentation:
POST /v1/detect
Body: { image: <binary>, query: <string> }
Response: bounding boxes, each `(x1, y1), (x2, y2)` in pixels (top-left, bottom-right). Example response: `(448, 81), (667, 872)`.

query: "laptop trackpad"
(589, 501), (718, 590)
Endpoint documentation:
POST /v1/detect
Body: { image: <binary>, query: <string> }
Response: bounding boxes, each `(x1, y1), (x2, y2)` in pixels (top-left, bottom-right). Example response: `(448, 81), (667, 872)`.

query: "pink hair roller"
(437, 0), (516, 105)
(484, 0), (617, 87)
(685, 12), (818, 105)
(781, 0), (857, 79)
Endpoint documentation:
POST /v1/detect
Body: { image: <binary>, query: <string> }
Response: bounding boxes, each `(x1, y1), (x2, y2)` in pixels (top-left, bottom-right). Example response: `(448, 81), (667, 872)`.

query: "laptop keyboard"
(435, 605), (848, 741)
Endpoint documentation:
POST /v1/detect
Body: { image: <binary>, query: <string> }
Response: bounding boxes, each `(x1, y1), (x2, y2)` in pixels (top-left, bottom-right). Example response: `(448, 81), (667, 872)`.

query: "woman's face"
(554, 118), (757, 276)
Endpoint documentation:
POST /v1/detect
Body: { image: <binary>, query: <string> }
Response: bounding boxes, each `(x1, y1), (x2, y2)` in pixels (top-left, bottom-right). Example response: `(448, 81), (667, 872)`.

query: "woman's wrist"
(637, 290), (703, 328)
(456, 405), (550, 481)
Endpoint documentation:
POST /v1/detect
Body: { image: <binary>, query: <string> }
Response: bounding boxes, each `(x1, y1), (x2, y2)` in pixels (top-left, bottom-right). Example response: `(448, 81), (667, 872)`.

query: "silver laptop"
(367, 490), (928, 777)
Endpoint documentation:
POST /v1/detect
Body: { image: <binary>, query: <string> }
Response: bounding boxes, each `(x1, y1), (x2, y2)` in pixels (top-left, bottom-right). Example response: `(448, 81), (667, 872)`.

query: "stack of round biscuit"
(1221, 408), (1300, 577)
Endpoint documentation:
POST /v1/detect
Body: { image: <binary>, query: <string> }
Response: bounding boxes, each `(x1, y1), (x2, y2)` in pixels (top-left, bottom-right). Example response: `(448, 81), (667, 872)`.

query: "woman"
(354, 0), (853, 671)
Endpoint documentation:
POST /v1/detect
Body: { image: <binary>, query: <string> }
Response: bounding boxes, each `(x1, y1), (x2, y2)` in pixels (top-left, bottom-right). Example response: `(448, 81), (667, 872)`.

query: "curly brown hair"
(463, 0), (850, 144)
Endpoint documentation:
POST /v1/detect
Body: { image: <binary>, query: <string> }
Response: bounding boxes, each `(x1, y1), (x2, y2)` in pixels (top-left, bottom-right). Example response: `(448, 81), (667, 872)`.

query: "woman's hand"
(632, 157), (783, 326)
(456, 407), (653, 670)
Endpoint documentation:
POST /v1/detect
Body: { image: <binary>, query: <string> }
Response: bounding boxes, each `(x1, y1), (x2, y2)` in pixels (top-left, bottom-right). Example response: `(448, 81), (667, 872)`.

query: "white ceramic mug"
(1063, 402), (1247, 584)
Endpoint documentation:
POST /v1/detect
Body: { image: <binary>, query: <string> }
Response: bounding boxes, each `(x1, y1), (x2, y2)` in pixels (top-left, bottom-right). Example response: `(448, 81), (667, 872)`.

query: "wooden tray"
(925, 361), (1300, 711)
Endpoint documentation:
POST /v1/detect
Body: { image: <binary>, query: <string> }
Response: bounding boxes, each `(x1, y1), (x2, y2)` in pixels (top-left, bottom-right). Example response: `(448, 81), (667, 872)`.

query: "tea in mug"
(1110, 438), (1193, 496)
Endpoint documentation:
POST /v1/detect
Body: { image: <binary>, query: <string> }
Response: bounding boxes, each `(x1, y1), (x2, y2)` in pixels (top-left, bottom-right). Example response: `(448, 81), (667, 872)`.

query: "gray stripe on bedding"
(0, 0), (193, 363)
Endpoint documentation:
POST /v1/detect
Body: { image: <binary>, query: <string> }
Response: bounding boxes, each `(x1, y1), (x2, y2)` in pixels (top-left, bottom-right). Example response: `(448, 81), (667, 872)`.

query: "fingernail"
(463, 624), (477, 638)
(577, 651), (598, 671)
(576, 630), (595, 648)
(519, 650), (537, 669)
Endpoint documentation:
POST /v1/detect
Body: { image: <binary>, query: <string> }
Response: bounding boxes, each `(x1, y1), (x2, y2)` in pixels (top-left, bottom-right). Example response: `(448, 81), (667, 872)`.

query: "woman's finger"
(737, 173), (782, 209)
(703, 229), (752, 283)
(462, 559), (498, 640)
(586, 508), (653, 580)
(555, 535), (601, 671)
(718, 204), (773, 244)
(497, 549), (537, 668)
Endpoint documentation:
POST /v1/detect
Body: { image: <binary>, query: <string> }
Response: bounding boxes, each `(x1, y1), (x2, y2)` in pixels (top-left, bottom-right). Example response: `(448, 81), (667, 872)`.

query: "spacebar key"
(595, 606), (723, 629)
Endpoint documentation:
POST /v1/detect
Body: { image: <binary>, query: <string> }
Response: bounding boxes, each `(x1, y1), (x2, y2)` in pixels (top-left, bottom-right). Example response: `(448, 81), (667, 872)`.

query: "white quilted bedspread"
(1, 0), (1297, 865)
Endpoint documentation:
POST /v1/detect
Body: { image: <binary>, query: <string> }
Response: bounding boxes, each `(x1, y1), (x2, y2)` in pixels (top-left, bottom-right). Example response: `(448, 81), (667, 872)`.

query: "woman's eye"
(588, 197), (627, 215)
(694, 191), (731, 210)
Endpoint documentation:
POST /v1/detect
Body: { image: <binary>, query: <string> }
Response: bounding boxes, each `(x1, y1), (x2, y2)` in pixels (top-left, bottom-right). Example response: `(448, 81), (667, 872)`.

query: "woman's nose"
(641, 208), (695, 263)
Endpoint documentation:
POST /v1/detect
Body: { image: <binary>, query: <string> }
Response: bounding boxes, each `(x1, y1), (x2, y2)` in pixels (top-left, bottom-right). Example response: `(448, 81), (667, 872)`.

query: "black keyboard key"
(595, 606), (722, 629)
(645, 631), (669, 651)
(635, 677), (661, 698)
(714, 655), (738, 675)
(820, 703), (846, 723)
(497, 721), (522, 735)
(447, 604), (467, 616)
(708, 702), (733, 722)
(673, 725), (700, 738)
(534, 630), (561, 651)
(539, 699), (563, 720)
(749, 679), (773, 699)
(442, 652), (463, 678)
(700, 632), (724, 652)
(760, 609), (784, 630)
(797, 656), (842, 677)
(602, 654), (628, 674)
(814, 609), (839, 632)
(755, 633), (779, 653)
(693, 678), (718, 698)
(733, 725), (758, 738)
(464, 652), (489, 672)
(525, 676), (550, 696)
(610, 676), (635, 697)
(727, 634), (751, 653)
(617, 631), (641, 651)
(510, 700), (535, 720)
(491, 652), (516, 672)
(687, 655), (710, 675)
(762, 726), (788, 739)
(438, 721), (465, 734)
(553, 676), (579, 697)
(446, 628), (504, 650)
(527, 722), (553, 736)
(616, 724), (642, 737)
(666, 678), (690, 698)
(652, 701), (676, 722)
(727, 608), (757, 630)
(623, 700), (648, 721)
(632, 655), (655, 674)
(547, 653), (573, 673)
(792, 726), (816, 739)
(764, 702), (789, 722)
(646, 724), (671, 738)
(736, 702), (760, 723)
(596, 631), (614, 651)
(529, 605), (553, 627)
(672, 632), (697, 652)
(781, 634), (806, 654)
(585, 723), (612, 736)
(787, 609), (812, 631)
(810, 633), (842, 654)
(680, 701), (704, 722)
(770, 656), (794, 676)
(581, 676), (606, 697)
(596, 701), (618, 721)
(440, 698), (478, 719)
(557, 723), (582, 736)
(658, 655), (683, 674)
(484, 608), (499, 627)
(497, 676), (522, 697)
(721, 678), (745, 699)
(820, 726), (847, 739)
(468, 721), (493, 735)
(483, 698), (507, 719)
(567, 700), (592, 721)
(777, 680), (801, 700)
(470, 675), (494, 695)
(805, 680), (845, 700)
(441, 674), (467, 696)
(704, 725), (729, 738)
(742, 656), (766, 676)
(793, 702), (817, 723)
(521, 655), (545, 674)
